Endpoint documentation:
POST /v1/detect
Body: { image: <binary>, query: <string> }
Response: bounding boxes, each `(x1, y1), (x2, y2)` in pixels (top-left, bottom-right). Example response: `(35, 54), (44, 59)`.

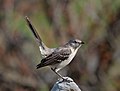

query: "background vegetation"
(0, 0), (120, 91)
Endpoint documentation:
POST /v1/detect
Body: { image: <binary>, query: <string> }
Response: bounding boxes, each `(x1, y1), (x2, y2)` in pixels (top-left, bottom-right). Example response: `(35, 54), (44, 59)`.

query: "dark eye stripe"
(74, 41), (77, 43)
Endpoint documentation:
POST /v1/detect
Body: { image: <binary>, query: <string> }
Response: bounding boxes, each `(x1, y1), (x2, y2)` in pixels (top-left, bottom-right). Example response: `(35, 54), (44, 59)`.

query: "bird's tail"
(25, 16), (48, 50)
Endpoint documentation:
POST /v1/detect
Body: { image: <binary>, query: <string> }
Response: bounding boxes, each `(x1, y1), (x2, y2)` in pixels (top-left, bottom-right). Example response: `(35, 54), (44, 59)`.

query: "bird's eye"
(74, 41), (77, 43)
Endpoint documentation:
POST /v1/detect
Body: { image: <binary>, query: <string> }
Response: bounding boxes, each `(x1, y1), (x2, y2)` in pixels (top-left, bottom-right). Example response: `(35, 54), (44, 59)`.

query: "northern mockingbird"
(25, 16), (84, 81)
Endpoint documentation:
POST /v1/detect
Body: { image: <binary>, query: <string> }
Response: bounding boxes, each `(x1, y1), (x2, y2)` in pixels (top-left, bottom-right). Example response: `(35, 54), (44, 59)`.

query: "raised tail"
(25, 16), (42, 44)
(25, 16), (48, 50)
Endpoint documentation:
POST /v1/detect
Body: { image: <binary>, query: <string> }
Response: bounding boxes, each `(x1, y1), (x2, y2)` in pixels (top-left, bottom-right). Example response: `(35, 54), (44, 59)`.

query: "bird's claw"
(61, 78), (73, 83)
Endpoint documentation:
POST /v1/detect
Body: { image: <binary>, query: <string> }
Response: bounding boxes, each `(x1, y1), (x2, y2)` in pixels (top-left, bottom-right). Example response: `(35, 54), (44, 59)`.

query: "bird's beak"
(81, 41), (85, 44)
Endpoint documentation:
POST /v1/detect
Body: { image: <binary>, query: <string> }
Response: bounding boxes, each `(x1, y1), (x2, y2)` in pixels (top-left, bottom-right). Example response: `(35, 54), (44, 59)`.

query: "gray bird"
(25, 16), (84, 81)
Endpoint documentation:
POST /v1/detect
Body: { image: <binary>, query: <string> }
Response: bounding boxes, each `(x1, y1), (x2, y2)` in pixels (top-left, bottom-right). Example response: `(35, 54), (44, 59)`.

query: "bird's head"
(68, 39), (84, 49)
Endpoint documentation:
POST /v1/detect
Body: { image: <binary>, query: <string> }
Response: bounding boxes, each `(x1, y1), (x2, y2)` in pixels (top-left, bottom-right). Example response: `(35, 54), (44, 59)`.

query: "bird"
(25, 16), (84, 81)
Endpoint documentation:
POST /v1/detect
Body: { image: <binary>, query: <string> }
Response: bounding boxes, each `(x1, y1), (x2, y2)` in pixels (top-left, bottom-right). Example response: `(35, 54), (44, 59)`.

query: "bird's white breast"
(55, 47), (80, 72)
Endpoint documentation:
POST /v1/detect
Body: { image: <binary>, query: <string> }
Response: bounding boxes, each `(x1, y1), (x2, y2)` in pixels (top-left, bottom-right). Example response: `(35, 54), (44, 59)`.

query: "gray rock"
(51, 77), (81, 91)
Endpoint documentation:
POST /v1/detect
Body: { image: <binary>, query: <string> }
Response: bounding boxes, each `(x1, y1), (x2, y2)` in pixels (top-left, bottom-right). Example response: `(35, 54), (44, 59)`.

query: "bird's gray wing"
(36, 48), (71, 69)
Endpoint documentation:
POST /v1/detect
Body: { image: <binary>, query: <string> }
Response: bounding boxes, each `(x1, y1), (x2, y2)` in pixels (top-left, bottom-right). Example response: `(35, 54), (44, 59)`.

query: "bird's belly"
(56, 51), (77, 72)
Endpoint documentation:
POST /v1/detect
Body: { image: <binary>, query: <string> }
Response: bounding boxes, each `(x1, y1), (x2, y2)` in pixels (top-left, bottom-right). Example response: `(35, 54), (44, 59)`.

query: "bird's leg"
(51, 68), (64, 79)
(51, 68), (72, 82)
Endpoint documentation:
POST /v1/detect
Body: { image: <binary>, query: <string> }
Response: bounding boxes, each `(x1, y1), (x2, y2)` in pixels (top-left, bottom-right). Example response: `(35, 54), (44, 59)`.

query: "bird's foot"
(62, 78), (72, 83)
(59, 77), (73, 83)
